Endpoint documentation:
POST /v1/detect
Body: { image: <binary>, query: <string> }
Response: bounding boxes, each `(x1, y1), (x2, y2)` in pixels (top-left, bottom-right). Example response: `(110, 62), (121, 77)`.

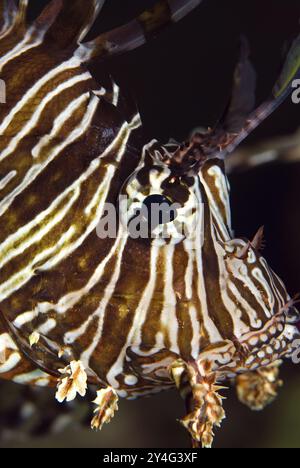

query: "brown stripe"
(140, 248), (165, 350)
(225, 263), (269, 328)
(88, 237), (155, 379)
(201, 186), (233, 339)
(174, 244), (193, 360)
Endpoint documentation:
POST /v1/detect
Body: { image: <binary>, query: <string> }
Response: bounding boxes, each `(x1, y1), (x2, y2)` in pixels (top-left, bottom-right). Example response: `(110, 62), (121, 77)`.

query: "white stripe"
(0, 187), (78, 270)
(227, 280), (262, 330)
(0, 352), (21, 373)
(0, 332), (18, 352)
(77, 0), (106, 42)
(252, 267), (275, 317)
(14, 311), (38, 328)
(184, 241), (194, 300)
(13, 369), (50, 385)
(106, 245), (160, 388)
(0, 73), (91, 163)
(8, 115), (141, 324)
(37, 116), (141, 273)
(32, 92), (96, 158)
(207, 165), (232, 233)
(57, 232), (126, 315)
(0, 27), (45, 72)
(37, 318), (57, 335)
(15, 228), (127, 331)
(0, 57), (81, 136)
(0, 93), (92, 217)
(0, 170), (16, 190)
(85, 115), (141, 216)
(194, 181), (223, 343)
(200, 168), (231, 242)
(259, 257), (286, 308)
(228, 257), (271, 318)
(0, 226), (75, 302)
(214, 237), (250, 338)
(0, 191), (81, 275)
(189, 305), (200, 359)
(0, 103), (121, 269)
(112, 82), (120, 107)
(80, 232), (129, 367)
(160, 244), (179, 353)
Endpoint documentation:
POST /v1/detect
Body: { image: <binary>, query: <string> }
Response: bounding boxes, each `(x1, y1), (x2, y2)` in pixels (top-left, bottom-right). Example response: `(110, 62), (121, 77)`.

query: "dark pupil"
(142, 194), (177, 227)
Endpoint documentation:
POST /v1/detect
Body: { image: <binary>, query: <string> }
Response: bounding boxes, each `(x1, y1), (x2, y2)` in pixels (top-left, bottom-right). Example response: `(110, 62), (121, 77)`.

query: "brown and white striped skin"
(0, 0), (299, 448)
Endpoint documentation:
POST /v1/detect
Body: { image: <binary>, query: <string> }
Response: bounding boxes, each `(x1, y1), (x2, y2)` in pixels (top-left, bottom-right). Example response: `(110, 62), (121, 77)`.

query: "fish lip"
(232, 317), (299, 364)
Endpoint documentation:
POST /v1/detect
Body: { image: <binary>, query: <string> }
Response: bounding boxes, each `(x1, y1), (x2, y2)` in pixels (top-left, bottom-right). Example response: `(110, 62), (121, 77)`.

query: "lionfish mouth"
(237, 316), (300, 373)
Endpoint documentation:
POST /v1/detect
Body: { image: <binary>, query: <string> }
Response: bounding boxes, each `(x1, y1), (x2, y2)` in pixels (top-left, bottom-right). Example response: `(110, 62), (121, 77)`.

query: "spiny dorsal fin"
(1, 1), (202, 58)
(76, 0), (203, 63)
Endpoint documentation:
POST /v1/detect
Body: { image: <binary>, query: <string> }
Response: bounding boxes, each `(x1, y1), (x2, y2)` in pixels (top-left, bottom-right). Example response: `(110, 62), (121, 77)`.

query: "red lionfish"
(0, 0), (299, 449)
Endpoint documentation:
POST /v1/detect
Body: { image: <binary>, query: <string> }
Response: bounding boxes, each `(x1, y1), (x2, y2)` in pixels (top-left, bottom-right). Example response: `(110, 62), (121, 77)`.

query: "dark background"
(2, 0), (300, 448)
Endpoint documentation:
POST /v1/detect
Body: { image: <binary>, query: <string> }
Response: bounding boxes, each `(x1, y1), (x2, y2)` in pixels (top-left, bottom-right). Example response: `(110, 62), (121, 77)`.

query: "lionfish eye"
(120, 166), (200, 243)
(142, 194), (178, 226)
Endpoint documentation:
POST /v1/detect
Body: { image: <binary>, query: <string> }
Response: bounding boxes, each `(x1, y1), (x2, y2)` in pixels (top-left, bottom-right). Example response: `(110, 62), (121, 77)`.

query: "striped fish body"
(0, 0), (212, 391)
(0, 2), (143, 387)
(0, 0), (299, 448)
